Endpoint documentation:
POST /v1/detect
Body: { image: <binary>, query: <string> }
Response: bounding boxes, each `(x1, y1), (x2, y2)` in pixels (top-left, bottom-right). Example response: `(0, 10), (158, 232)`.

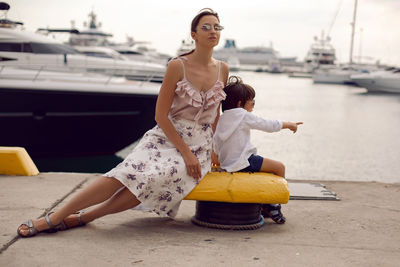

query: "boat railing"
(0, 64), (161, 84)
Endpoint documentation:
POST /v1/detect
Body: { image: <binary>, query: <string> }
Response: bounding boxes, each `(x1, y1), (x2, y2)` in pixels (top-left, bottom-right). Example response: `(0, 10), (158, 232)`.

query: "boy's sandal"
(261, 204), (286, 224)
(17, 213), (65, 238)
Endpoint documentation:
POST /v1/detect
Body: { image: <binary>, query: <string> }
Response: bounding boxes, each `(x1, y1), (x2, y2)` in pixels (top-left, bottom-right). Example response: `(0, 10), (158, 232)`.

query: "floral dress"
(104, 57), (226, 217)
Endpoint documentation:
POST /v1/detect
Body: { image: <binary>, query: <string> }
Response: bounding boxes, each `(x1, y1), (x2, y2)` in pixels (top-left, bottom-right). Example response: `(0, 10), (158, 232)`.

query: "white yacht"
(227, 56), (240, 72)
(37, 11), (170, 66)
(214, 39), (279, 66)
(0, 3), (160, 159)
(112, 44), (170, 66)
(176, 36), (195, 56)
(36, 11), (166, 82)
(311, 0), (380, 84)
(351, 68), (400, 93)
(72, 45), (165, 82)
(304, 33), (336, 73)
(312, 65), (361, 84)
(37, 10), (113, 47)
(0, 26), (165, 82)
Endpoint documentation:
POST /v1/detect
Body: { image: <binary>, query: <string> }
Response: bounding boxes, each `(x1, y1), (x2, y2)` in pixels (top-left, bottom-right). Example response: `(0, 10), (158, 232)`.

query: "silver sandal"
(17, 213), (65, 238)
(61, 210), (86, 230)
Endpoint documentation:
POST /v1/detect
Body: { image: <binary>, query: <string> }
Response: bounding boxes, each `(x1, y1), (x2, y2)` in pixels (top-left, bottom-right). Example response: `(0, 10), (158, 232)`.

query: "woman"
(18, 8), (229, 237)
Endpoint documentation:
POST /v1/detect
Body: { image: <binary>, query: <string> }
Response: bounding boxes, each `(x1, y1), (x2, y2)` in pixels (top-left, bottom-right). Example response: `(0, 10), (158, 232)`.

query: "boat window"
(29, 43), (80, 54)
(0, 42), (22, 52)
(82, 51), (113, 58)
(0, 56), (17, 61)
(118, 51), (141, 55)
(22, 43), (33, 52)
(319, 60), (334, 64)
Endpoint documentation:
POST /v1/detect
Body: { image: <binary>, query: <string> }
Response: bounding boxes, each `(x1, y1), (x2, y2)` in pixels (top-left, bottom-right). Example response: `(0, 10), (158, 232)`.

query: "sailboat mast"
(349, 0), (358, 65)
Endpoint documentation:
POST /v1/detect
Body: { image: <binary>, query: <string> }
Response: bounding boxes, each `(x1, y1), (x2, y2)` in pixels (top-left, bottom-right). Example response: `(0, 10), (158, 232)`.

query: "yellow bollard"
(0, 147), (39, 176)
(184, 172), (289, 204)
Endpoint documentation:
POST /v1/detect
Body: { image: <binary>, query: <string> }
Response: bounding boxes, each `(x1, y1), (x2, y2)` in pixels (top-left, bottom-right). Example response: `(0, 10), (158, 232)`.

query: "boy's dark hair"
(221, 76), (256, 112)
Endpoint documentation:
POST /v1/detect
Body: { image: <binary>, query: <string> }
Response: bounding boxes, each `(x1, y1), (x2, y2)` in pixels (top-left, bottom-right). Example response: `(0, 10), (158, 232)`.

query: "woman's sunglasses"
(200, 23), (224, 32)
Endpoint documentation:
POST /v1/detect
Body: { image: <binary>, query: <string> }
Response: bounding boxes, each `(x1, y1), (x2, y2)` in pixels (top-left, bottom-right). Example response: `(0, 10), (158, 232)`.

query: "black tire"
(194, 201), (262, 225)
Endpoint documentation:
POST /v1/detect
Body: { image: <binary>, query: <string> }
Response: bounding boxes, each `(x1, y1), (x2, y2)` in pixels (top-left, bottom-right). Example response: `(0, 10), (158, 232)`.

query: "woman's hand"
(211, 151), (220, 167)
(183, 151), (202, 180)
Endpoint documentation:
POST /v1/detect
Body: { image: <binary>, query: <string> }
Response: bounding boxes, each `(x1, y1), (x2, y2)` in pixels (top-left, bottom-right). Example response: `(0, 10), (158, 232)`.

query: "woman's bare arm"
(155, 59), (202, 179)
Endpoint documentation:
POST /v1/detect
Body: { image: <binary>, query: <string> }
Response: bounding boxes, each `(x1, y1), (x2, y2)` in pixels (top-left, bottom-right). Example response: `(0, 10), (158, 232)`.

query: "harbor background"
(30, 69), (400, 184)
(1, 3), (400, 265)
(3, 1), (400, 183)
(31, 70), (400, 183)
(118, 71), (400, 184)
(8, 0), (400, 66)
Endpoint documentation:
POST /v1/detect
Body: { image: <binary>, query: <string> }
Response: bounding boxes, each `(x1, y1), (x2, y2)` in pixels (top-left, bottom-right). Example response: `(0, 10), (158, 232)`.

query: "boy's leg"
(261, 204), (286, 224)
(258, 157), (286, 224)
(259, 157), (285, 178)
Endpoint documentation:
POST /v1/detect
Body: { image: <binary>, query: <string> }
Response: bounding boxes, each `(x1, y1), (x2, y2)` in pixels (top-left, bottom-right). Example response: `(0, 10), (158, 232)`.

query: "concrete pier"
(0, 173), (399, 266)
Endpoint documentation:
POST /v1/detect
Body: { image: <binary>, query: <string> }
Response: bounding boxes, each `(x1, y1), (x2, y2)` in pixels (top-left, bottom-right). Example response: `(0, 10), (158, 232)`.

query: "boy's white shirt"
(213, 108), (282, 172)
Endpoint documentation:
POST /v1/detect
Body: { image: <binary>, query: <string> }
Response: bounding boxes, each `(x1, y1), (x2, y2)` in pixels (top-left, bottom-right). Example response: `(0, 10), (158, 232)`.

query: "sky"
(6, 0), (400, 66)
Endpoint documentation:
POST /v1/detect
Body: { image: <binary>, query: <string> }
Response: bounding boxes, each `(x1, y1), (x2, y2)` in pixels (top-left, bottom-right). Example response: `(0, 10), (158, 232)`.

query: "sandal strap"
(45, 213), (56, 229)
(26, 220), (38, 236)
(77, 211), (85, 226)
(56, 220), (67, 231)
(45, 212), (67, 232)
(18, 220), (38, 237)
(261, 204), (286, 224)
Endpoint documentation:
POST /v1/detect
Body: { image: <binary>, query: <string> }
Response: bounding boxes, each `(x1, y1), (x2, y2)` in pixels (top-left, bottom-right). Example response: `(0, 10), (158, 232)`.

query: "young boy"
(213, 76), (302, 224)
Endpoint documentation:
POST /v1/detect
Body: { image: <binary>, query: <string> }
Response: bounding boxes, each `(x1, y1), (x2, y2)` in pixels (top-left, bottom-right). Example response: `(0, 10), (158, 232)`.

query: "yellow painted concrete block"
(185, 172), (289, 204)
(0, 147), (39, 176)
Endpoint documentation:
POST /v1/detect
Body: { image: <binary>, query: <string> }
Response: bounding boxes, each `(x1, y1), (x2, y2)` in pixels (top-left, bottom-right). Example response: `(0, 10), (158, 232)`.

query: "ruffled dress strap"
(217, 60), (221, 81)
(176, 57), (187, 80)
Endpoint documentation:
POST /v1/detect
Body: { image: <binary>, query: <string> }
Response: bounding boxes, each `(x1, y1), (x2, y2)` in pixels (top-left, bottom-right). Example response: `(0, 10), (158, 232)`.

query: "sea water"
(234, 71), (400, 183)
(120, 71), (400, 183)
(39, 71), (400, 183)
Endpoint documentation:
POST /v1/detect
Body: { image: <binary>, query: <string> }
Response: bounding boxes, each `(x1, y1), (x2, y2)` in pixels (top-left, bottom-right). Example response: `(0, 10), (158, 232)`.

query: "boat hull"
(351, 75), (400, 93)
(0, 86), (158, 158)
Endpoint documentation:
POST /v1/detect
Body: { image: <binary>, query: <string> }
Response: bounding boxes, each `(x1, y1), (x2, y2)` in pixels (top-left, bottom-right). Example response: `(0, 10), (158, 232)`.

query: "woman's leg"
(79, 187), (140, 224)
(259, 157), (285, 177)
(18, 176), (128, 234)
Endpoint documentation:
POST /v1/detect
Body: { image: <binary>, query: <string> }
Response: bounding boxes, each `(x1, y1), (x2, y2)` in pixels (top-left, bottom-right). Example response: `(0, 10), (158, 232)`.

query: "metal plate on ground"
(288, 183), (340, 200)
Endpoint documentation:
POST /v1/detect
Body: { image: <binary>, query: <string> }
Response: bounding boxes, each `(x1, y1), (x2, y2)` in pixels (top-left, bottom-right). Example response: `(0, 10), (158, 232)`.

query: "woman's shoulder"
(219, 60), (229, 70)
(164, 58), (184, 80)
(167, 57), (184, 68)
(154, 58), (184, 90)
(217, 60), (230, 84)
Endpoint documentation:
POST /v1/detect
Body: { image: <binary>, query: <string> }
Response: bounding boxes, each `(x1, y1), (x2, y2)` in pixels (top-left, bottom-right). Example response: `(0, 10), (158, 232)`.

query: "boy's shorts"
(238, 154), (264, 172)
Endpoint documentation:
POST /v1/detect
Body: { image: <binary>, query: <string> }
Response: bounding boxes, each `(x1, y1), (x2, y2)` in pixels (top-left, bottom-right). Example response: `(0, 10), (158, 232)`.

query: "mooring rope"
(191, 216), (265, 230)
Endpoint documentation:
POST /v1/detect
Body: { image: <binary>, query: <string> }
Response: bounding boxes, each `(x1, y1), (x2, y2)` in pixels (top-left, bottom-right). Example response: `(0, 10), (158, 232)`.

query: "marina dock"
(0, 173), (399, 266)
